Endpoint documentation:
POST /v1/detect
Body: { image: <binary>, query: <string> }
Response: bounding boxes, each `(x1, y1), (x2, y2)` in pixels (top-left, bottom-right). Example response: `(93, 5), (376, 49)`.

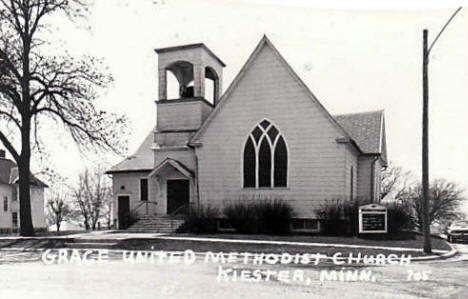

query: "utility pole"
(422, 29), (430, 254)
(421, 7), (462, 254)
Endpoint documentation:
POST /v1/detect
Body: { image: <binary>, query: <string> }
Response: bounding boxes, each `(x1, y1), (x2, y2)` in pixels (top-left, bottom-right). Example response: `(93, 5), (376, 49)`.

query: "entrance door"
(118, 196), (130, 229)
(167, 180), (190, 215)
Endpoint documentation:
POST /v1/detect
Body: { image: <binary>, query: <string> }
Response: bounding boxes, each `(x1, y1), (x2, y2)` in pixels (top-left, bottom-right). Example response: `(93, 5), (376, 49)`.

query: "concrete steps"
(126, 215), (185, 233)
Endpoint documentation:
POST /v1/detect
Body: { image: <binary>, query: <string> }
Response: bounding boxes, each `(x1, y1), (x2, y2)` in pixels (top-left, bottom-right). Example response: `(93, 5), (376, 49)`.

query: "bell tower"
(156, 43), (225, 104)
(154, 43), (225, 145)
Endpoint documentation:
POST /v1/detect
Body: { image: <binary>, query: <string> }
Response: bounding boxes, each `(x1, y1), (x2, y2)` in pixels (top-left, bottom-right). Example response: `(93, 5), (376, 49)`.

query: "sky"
(4, 0), (468, 205)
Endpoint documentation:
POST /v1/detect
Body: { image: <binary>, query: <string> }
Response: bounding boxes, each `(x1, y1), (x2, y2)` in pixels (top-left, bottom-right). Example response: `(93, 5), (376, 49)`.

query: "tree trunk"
(18, 29), (34, 237)
(18, 157), (35, 236)
(18, 115), (35, 236)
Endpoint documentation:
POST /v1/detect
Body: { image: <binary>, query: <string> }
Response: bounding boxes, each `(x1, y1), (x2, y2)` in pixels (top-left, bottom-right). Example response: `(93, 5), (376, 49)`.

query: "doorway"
(118, 196), (130, 229)
(167, 179), (190, 215)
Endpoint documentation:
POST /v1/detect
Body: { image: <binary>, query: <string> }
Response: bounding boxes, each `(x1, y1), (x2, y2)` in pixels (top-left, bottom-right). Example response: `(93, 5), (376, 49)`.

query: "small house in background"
(0, 149), (47, 232)
(107, 36), (388, 233)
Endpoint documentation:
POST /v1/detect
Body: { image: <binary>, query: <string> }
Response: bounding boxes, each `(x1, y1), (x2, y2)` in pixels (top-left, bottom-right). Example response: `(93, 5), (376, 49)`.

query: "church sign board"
(358, 203), (387, 234)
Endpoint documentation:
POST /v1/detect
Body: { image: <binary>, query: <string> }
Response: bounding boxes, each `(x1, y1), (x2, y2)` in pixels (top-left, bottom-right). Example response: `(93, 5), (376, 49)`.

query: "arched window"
(243, 120), (288, 188)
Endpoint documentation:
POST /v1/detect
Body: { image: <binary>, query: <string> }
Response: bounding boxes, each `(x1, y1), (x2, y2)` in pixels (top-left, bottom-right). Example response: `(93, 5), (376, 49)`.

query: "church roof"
(106, 129), (155, 174)
(149, 158), (194, 178)
(109, 36), (387, 174)
(190, 35), (357, 149)
(334, 110), (384, 155)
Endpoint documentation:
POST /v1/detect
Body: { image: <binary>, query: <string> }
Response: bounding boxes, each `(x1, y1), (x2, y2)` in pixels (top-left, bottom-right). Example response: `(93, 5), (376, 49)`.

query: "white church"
(107, 36), (387, 232)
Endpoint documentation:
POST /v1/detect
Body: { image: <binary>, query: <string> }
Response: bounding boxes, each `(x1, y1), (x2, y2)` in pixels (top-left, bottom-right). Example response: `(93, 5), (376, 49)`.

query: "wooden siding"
(0, 184), (12, 228)
(157, 101), (206, 131)
(155, 131), (196, 147)
(356, 155), (383, 201)
(0, 184), (45, 229)
(344, 145), (359, 201)
(112, 171), (157, 217)
(195, 44), (356, 218)
(357, 156), (373, 200)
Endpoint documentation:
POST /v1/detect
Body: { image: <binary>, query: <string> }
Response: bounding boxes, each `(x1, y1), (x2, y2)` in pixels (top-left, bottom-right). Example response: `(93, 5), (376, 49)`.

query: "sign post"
(359, 204), (387, 234)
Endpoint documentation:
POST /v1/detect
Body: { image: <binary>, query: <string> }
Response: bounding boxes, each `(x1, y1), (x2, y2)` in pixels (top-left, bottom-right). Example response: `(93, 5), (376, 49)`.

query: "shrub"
(316, 199), (347, 235)
(383, 202), (414, 233)
(342, 198), (372, 235)
(223, 200), (259, 234)
(256, 199), (294, 234)
(223, 198), (293, 234)
(177, 205), (219, 234)
(316, 197), (414, 235)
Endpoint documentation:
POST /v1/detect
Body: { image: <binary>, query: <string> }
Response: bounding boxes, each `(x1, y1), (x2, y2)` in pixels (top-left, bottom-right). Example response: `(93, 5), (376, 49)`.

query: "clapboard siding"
(374, 159), (383, 201)
(154, 148), (196, 171)
(112, 172), (157, 217)
(356, 155), (383, 201)
(344, 145), (359, 201)
(157, 101), (207, 131)
(195, 44), (354, 218)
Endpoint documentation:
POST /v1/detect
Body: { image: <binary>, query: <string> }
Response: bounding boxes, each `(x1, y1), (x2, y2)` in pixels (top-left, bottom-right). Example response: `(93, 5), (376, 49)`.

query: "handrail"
(129, 201), (158, 216)
(169, 203), (189, 216)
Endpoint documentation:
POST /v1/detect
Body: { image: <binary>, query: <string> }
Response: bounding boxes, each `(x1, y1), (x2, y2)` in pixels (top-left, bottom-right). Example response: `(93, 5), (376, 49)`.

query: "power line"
(428, 7), (463, 54)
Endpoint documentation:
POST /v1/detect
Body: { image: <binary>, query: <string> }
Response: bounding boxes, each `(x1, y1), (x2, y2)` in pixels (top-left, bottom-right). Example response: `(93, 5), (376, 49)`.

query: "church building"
(107, 36), (387, 232)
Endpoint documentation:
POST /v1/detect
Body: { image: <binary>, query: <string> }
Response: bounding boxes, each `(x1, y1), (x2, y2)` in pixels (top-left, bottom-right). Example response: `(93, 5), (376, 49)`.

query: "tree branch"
(0, 129), (19, 161)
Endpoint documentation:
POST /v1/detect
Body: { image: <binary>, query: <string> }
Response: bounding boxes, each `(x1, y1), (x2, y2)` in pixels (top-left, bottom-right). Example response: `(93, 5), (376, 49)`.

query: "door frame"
(166, 178), (190, 215)
(117, 195), (130, 229)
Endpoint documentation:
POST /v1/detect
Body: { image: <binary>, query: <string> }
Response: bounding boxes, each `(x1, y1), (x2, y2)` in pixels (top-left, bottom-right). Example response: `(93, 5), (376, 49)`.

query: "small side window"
(140, 178), (148, 201)
(12, 187), (17, 201)
(3, 197), (8, 212)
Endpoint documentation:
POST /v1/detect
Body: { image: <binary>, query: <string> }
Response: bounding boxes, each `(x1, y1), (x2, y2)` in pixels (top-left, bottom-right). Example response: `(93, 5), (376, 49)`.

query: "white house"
(0, 150), (47, 232)
(107, 36), (387, 232)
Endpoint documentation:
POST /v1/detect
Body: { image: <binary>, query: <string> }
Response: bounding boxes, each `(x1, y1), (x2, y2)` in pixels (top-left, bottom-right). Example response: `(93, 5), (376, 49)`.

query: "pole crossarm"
(427, 7), (463, 54)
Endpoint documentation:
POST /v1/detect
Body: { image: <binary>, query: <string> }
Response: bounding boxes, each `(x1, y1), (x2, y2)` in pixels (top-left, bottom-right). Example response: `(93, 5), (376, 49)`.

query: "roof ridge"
(333, 109), (384, 117)
(190, 35), (360, 154)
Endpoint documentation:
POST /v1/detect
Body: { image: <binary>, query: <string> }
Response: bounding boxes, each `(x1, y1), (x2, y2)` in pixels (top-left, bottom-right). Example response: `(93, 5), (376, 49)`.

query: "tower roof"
(154, 43), (226, 67)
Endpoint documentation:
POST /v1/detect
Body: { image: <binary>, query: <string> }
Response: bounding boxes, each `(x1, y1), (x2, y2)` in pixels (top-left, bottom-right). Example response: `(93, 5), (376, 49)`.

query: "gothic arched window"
(243, 120), (288, 188)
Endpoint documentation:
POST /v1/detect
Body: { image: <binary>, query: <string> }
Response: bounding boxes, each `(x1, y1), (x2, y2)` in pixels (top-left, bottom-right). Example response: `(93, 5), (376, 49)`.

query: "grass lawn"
(119, 231), (450, 257)
(117, 238), (443, 258)
(0, 231), (451, 258)
(167, 231), (451, 251)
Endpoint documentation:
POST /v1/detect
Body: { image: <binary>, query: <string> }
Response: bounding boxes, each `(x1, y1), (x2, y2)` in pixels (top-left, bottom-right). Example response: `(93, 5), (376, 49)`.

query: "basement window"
(290, 219), (320, 232)
(217, 219), (235, 232)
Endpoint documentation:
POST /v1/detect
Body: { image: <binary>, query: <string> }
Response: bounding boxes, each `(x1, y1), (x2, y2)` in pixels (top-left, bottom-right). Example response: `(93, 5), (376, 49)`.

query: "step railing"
(129, 200), (158, 216)
(124, 200), (158, 229)
(168, 203), (189, 232)
(169, 203), (189, 217)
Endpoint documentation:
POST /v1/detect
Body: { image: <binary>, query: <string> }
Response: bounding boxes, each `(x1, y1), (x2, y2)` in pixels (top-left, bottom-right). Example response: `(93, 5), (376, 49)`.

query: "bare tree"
(72, 167), (112, 230)
(0, 0), (127, 236)
(397, 179), (465, 230)
(42, 166), (74, 232)
(102, 197), (113, 229)
(380, 162), (412, 200)
(46, 196), (72, 232)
